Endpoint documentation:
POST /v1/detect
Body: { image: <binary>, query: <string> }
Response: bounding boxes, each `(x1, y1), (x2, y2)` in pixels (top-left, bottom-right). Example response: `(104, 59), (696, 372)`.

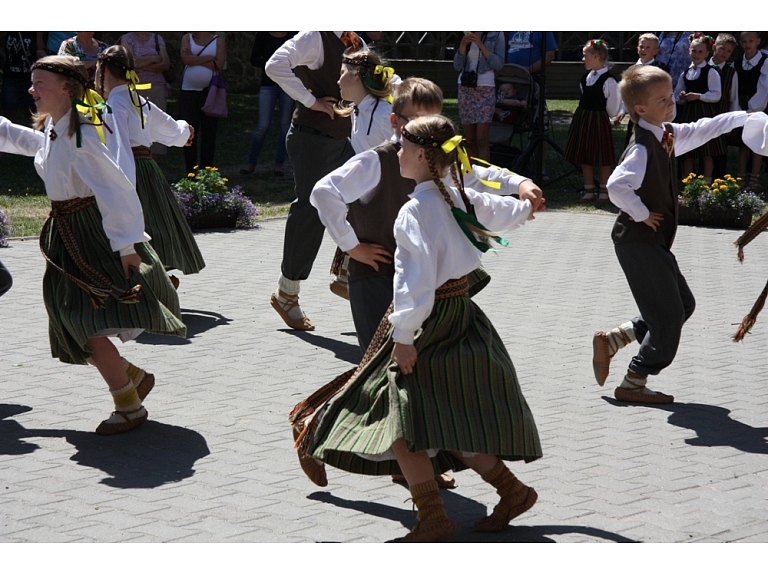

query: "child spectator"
(710, 34), (740, 181)
(564, 39), (621, 203)
(734, 32), (768, 190)
(618, 33), (671, 147)
(493, 81), (527, 124)
(592, 66), (747, 404)
(674, 34), (722, 183)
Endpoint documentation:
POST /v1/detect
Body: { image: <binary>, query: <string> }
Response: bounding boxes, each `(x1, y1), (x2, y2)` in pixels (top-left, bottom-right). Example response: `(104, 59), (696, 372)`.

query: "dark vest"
(715, 64), (737, 115)
(292, 32), (351, 140)
(735, 54), (768, 111)
(578, 71), (615, 111)
(649, 59), (671, 76)
(611, 124), (678, 249)
(347, 141), (414, 283)
(682, 63), (713, 94)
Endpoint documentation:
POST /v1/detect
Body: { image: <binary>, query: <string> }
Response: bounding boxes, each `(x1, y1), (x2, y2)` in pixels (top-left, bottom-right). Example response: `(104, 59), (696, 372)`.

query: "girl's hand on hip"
(121, 253), (142, 279)
(392, 342), (417, 374)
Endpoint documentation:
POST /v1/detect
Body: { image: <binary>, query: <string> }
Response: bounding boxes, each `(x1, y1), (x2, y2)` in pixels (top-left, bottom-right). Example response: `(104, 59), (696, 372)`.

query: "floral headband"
(692, 32), (715, 47)
(31, 61), (89, 88)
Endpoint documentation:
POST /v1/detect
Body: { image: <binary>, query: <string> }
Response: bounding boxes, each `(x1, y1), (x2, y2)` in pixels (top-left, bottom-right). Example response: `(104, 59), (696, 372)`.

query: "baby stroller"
(489, 64), (539, 172)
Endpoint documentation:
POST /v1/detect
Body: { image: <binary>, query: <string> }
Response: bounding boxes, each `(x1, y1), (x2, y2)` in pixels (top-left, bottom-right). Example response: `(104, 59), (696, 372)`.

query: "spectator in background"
(119, 32), (172, 156)
(454, 32), (505, 161)
(504, 31), (557, 75)
(42, 32), (73, 56)
(240, 32), (297, 177)
(1, 32), (37, 124)
(178, 32), (226, 174)
(58, 32), (107, 82)
(657, 32), (693, 87)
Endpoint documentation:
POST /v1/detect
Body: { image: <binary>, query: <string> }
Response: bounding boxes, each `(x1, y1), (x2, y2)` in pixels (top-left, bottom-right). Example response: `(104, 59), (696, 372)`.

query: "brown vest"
(611, 124), (678, 249)
(347, 141), (415, 282)
(292, 32), (351, 140)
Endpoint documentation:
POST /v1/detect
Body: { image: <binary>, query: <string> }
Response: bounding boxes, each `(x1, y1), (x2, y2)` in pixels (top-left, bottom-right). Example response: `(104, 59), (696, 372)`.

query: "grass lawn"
(0, 94), (757, 238)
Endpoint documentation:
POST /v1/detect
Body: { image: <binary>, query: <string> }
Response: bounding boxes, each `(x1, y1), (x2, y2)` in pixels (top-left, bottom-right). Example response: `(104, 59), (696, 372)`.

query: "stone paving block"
(3, 212), (768, 542)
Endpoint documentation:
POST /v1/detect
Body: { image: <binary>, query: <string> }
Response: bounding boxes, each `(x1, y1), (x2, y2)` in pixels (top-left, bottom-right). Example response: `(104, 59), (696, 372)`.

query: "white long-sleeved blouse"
(389, 179), (532, 345)
(104, 84), (190, 186)
(310, 143), (533, 254)
(0, 111), (149, 254)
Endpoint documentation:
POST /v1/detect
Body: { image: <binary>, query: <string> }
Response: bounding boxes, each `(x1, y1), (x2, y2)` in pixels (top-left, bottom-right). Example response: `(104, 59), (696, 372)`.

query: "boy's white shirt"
(311, 137), (532, 253)
(607, 112), (748, 223)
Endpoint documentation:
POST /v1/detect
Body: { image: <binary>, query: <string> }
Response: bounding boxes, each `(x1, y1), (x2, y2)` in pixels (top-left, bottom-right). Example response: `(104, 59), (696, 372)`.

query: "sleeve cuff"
(392, 327), (415, 346)
(118, 245), (137, 256)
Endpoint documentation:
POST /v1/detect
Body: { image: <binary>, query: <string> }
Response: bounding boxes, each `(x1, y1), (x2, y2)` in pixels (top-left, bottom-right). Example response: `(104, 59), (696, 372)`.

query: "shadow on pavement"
(137, 308), (232, 345)
(0, 406), (210, 488)
(602, 397), (768, 454)
(307, 490), (636, 542)
(283, 331), (362, 365)
(0, 404), (39, 455)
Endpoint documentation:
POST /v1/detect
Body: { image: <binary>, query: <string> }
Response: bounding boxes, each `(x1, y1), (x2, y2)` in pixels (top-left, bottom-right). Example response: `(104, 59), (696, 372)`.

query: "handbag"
(460, 32), (488, 88)
(201, 65), (227, 118)
(155, 34), (177, 85)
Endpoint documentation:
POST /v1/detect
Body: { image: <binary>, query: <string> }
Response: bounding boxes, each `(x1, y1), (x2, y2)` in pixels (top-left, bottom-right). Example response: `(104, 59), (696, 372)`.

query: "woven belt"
(435, 276), (469, 300)
(40, 196), (142, 309)
(131, 145), (152, 160)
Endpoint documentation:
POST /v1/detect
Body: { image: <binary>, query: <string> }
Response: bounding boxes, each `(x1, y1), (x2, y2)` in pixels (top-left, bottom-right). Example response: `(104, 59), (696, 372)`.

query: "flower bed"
(173, 166), (260, 230)
(0, 209), (11, 247)
(678, 174), (765, 229)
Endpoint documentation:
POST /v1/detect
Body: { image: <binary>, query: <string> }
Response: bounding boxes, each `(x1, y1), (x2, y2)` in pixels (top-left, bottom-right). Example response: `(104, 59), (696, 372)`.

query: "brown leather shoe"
(474, 486), (538, 532)
(95, 407), (148, 435)
(388, 517), (457, 543)
(614, 386), (674, 404)
(271, 291), (315, 331)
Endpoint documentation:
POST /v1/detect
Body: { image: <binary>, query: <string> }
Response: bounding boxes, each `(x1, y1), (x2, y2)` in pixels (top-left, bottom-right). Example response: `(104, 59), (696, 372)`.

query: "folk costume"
(100, 57), (205, 276)
(294, 136), (541, 487)
(710, 56), (739, 180)
(265, 31), (360, 330)
(597, 112), (748, 403)
(674, 61), (723, 158)
(313, 137), (534, 351)
(564, 67), (621, 166)
(0, 69), (185, 366)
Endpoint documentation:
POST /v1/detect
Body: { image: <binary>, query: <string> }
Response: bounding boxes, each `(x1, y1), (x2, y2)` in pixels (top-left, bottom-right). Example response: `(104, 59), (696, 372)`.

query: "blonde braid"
(426, 147), (454, 207)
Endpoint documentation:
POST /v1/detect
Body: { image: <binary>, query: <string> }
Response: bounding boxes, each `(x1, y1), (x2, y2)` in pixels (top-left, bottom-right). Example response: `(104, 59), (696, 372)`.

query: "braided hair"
(402, 115), (499, 242)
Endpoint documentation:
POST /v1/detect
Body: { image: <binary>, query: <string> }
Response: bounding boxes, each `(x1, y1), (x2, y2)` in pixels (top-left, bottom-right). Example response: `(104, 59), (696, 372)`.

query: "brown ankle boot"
(388, 479), (456, 542)
(474, 459), (538, 532)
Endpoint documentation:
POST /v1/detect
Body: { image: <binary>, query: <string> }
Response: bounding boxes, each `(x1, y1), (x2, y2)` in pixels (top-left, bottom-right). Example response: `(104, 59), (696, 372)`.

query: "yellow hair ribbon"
(73, 89), (110, 145)
(441, 135), (501, 190)
(126, 69), (151, 91)
(373, 65), (394, 83)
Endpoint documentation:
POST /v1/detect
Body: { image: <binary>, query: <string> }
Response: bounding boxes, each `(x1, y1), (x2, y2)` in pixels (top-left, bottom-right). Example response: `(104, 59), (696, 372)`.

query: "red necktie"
(661, 130), (675, 157)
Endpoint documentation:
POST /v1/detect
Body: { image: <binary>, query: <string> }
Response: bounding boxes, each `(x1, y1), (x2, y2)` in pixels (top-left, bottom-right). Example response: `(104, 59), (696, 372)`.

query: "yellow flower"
(222, 177), (228, 182)
(697, 175), (704, 179)
(720, 185), (727, 191)
(187, 173), (195, 178)
(205, 166), (212, 170)
(193, 165), (199, 170)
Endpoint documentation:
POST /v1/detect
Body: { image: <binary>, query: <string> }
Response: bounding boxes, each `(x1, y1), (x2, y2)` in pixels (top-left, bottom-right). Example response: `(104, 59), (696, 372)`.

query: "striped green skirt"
(42, 202), (187, 365)
(135, 158), (205, 275)
(308, 291), (542, 477)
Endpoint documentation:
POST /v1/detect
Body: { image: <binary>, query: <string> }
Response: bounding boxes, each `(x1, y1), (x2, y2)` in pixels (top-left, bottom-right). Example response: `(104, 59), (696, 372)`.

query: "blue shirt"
(504, 32), (557, 66)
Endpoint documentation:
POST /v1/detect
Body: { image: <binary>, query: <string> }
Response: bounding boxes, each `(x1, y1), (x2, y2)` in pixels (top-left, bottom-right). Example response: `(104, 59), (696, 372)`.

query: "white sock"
(604, 321), (636, 355)
(276, 275), (305, 320)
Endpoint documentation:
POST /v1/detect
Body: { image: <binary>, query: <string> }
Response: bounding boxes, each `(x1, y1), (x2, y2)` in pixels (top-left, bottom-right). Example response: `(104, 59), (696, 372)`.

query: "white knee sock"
(276, 275), (304, 320)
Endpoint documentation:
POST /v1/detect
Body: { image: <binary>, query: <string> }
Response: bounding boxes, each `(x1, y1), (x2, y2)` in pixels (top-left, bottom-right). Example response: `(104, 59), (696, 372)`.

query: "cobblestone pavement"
(1, 210), (767, 543)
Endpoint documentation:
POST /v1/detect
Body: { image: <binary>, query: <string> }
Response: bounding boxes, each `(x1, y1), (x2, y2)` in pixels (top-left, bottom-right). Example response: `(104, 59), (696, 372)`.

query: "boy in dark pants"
(592, 66), (748, 404)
